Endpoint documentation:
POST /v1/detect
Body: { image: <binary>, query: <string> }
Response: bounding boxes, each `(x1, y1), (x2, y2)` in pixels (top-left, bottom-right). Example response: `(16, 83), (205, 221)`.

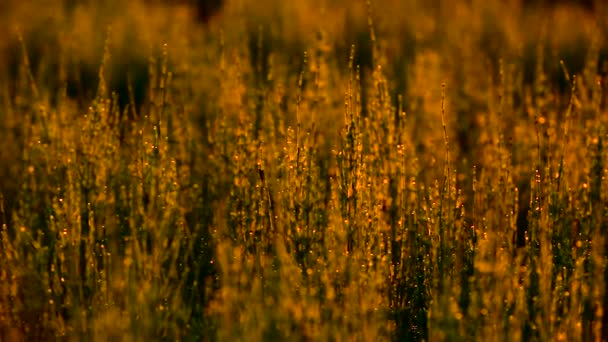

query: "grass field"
(1, 0), (607, 340)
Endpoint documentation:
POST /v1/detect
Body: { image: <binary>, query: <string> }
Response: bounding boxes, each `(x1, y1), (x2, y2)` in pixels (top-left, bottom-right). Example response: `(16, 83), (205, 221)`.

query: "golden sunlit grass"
(0, 0), (607, 340)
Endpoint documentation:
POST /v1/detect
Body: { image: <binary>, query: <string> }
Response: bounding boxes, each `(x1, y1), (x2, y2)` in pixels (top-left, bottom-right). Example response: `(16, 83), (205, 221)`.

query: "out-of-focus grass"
(0, 0), (607, 340)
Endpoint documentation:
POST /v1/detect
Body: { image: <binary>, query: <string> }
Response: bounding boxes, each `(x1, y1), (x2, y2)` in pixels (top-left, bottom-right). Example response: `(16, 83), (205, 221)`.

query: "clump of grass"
(1, 0), (607, 340)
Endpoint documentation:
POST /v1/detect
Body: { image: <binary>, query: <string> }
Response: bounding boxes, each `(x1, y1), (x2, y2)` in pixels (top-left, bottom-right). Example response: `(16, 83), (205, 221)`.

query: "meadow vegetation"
(1, 0), (607, 340)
